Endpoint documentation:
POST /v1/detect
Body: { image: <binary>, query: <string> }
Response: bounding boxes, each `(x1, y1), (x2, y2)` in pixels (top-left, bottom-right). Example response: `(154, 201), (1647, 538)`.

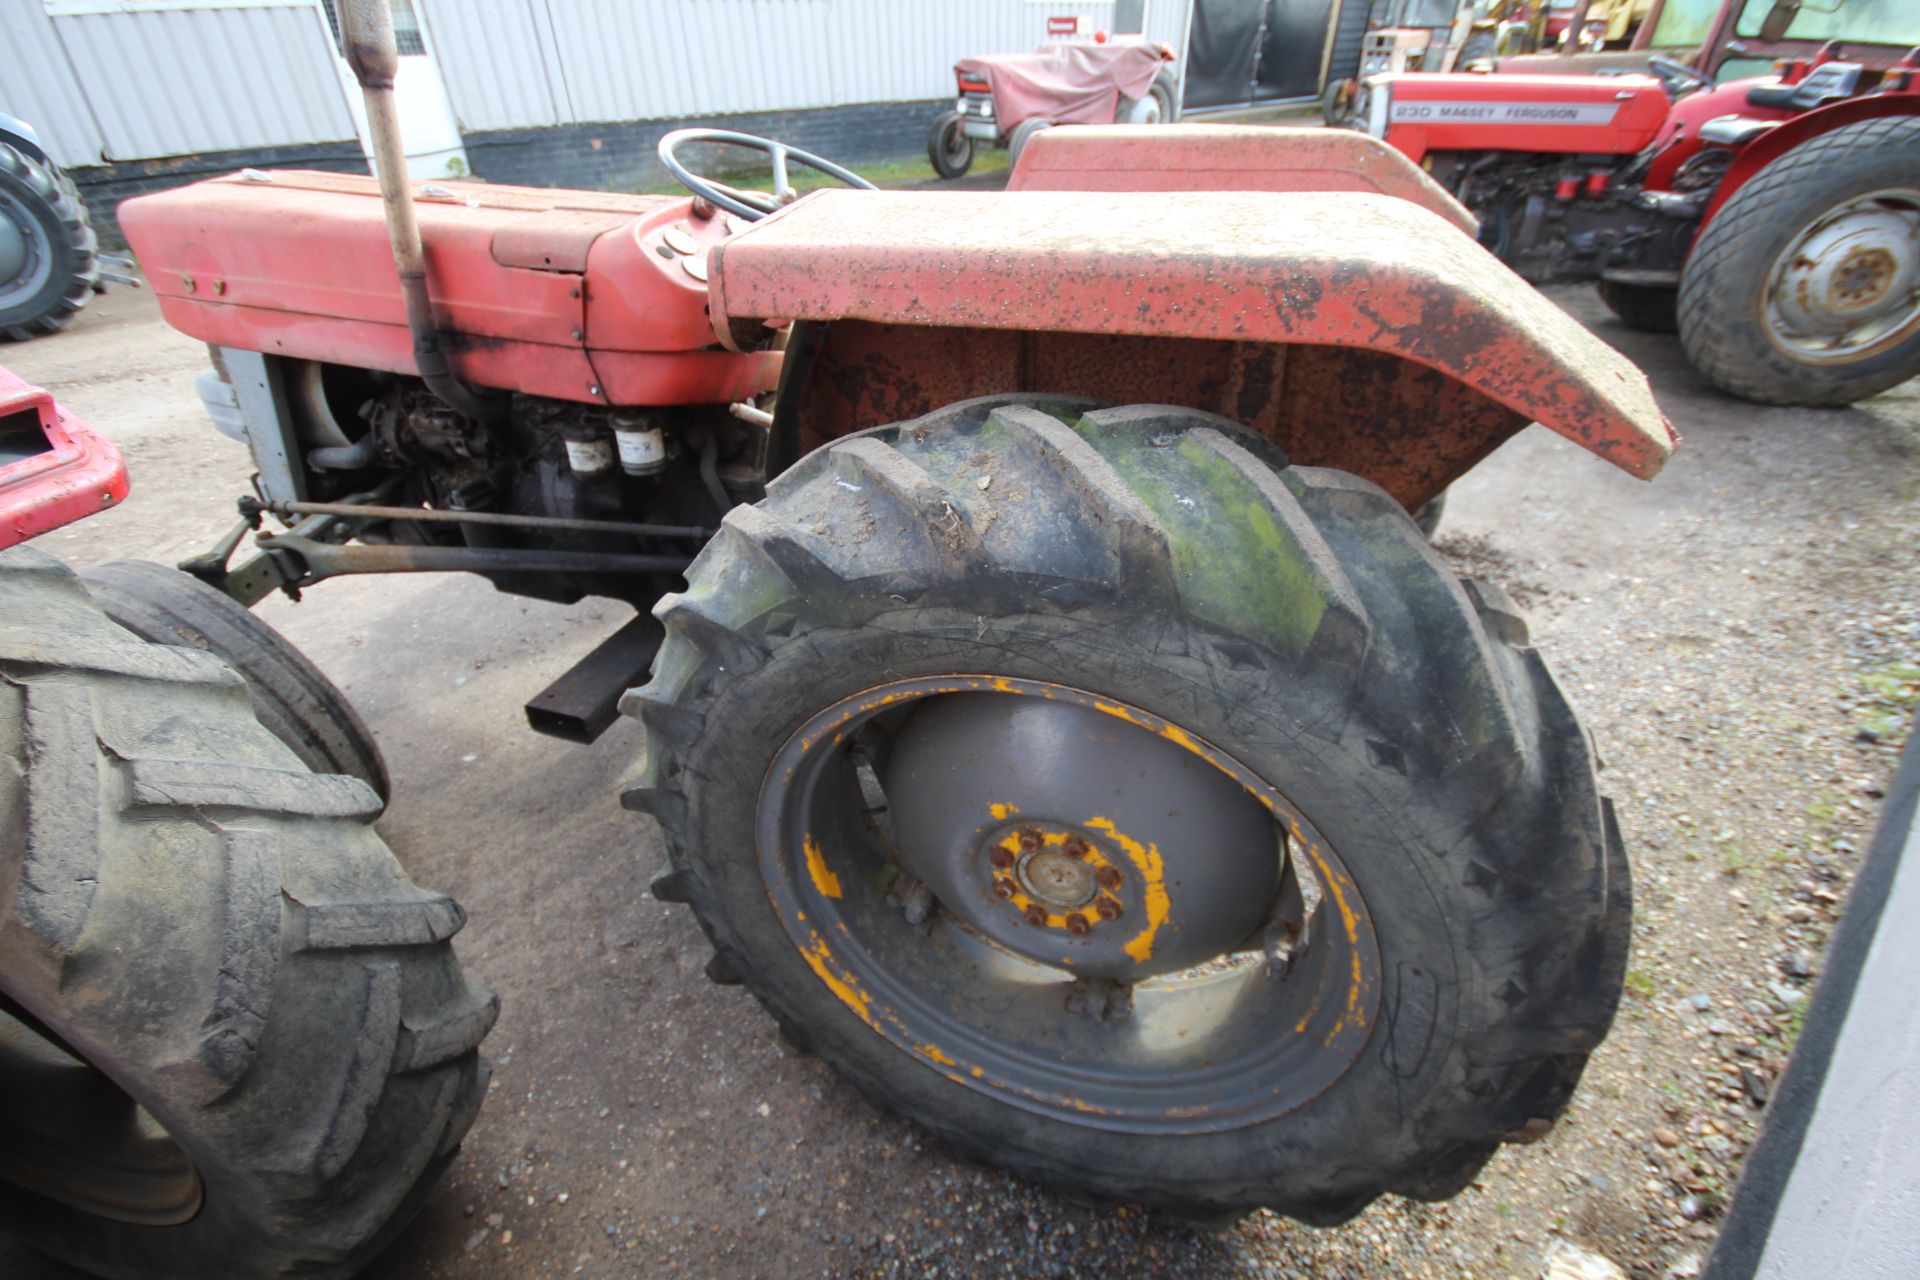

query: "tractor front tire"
(0, 144), (97, 342)
(927, 111), (974, 180)
(1597, 278), (1678, 334)
(1119, 71), (1178, 125)
(81, 559), (391, 803)
(627, 398), (1627, 1223)
(1679, 117), (1920, 405)
(0, 547), (496, 1279)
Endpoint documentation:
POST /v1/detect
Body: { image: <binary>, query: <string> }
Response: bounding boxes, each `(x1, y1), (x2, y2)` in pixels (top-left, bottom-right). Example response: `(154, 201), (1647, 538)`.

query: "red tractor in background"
(927, 33), (1178, 177)
(7, 0), (1682, 1269)
(1359, 1), (1920, 404)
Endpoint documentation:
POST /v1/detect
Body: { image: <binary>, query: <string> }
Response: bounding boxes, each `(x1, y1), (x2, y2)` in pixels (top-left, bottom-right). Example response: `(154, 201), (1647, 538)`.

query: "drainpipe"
(337, 0), (504, 423)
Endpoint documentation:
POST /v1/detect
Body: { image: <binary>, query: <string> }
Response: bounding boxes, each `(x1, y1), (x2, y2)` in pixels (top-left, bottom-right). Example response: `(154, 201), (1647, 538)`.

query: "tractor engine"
(1424, 144), (1728, 282)
(208, 355), (764, 607)
(1363, 68), (1761, 283)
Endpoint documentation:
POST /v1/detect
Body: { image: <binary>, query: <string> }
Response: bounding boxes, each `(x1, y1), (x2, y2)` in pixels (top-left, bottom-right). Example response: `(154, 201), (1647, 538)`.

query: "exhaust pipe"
(337, 0), (504, 423)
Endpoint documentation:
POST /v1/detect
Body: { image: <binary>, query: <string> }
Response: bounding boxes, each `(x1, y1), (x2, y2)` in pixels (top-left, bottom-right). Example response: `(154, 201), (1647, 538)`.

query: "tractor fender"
(0, 112), (51, 166)
(1702, 95), (1920, 229)
(1006, 124), (1479, 237)
(709, 188), (1674, 510)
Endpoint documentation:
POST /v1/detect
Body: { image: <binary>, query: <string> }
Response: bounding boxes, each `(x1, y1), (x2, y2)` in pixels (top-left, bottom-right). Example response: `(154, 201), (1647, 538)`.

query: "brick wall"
(71, 143), (368, 248)
(462, 98), (949, 192)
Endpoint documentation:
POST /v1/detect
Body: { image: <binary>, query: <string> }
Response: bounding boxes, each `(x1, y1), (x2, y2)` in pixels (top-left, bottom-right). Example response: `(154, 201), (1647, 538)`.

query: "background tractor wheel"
(626, 397), (1627, 1223)
(1119, 71), (1178, 125)
(1679, 117), (1920, 405)
(1597, 278), (1678, 334)
(926, 110), (974, 180)
(81, 559), (391, 804)
(0, 547), (495, 1279)
(1007, 118), (1053, 171)
(1321, 77), (1358, 126)
(0, 143), (97, 342)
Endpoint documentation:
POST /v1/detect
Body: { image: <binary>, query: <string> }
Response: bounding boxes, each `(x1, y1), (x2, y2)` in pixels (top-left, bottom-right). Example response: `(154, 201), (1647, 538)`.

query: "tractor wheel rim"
(0, 1000), (204, 1226)
(0, 191), (53, 307)
(940, 120), (967, 163)
(1762, 187), (1920, 364)
(756, 674), (1382, 1135)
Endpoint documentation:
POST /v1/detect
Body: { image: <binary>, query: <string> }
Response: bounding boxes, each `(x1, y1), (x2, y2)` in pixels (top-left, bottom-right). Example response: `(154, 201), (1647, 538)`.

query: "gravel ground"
(3, 281), (1916, 1280)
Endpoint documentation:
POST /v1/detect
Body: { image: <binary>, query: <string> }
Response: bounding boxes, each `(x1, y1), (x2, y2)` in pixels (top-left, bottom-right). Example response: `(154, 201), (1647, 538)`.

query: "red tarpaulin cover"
(956, 42), (1169, 129)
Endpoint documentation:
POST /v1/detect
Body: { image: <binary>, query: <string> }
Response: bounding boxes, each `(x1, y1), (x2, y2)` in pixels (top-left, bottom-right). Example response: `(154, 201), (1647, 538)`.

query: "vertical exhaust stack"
(337, 0), (503, 423)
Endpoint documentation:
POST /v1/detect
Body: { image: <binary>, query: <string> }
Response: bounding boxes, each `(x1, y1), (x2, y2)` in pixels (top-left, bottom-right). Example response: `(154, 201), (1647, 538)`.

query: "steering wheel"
(657, 129), (876, 222)
(1648, 55), (1712, 98)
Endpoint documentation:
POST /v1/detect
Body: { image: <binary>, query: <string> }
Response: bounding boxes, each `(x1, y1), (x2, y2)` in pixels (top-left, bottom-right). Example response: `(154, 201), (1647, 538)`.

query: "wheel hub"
(883, 692), (1281, 980)
(0, 193), (53, 307)
(0, 211), (28, 283)
(1766, 193), (1920, 359)
(756, 674), (1381, 1133)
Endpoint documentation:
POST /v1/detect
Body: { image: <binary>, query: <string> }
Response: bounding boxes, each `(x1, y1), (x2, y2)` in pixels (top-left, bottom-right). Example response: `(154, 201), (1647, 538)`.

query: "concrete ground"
(2, 264), (1917, 1278)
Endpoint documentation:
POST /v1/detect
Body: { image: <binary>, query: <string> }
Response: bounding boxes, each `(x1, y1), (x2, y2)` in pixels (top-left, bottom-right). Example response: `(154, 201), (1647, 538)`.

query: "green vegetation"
(1624, 969), (1657, 999)
(1857, 661), (1920, 746)
(637, 146), (1010, 199)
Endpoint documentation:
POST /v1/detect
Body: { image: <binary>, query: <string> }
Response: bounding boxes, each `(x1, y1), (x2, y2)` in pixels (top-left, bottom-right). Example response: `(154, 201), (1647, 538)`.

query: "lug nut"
(1095, 896), (1122, 921)
(1065, 915), (1091, 936)
(1063, 835), (1090, 858)
(1023, 905), (1049, 927)
(989, 846), (1016, 870)
(1018, 828), (1042, 851)
(992, 878), (1016, 900)
(1094, 865), (1122, 890)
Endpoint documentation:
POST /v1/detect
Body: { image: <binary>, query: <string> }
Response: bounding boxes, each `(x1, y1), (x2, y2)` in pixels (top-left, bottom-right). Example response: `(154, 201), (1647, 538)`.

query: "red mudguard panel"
(1374, 73), (1672, 163)
(711, 188), (1675, 500)
(1010, 125), (1479, 236)
(120, 172), (780, 408)
(0, 365), (128, 548)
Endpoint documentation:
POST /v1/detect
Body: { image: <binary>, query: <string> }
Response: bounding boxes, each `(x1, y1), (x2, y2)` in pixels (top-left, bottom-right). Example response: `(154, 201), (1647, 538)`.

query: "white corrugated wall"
(4, 0), (1194, 166)
(5, 0), (356, 167)
(427, 0), (1191, 133)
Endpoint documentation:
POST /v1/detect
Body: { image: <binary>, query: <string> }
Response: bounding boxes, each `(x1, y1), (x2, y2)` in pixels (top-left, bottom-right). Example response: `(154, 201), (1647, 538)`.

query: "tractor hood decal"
(1389, 100), (1624, 126)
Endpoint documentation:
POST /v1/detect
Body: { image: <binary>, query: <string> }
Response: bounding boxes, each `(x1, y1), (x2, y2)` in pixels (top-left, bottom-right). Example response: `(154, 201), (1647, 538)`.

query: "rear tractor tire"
(1007, 118), (1054, 171)
(1597, 278), (1678, 334)
(627, 397), (1628, 1223)
(927, 110), (974, 180)
(0, 547), (496, 1279)
(81, 559), (391, 803)
(1678, 116), (1920, 405)
(0, 143), (98, 342)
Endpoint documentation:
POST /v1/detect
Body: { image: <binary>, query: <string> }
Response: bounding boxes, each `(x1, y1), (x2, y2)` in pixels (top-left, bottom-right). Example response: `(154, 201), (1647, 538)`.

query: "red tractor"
(1358, 1), (1920, 404)
(0, 365), (494, 1277)
(82, 0), (1673, 1255)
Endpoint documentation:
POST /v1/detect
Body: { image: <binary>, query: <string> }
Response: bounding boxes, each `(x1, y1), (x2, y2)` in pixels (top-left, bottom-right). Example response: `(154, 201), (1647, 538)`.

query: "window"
(319, 0), (426, 57)
(1734, 0), (1920, 45)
